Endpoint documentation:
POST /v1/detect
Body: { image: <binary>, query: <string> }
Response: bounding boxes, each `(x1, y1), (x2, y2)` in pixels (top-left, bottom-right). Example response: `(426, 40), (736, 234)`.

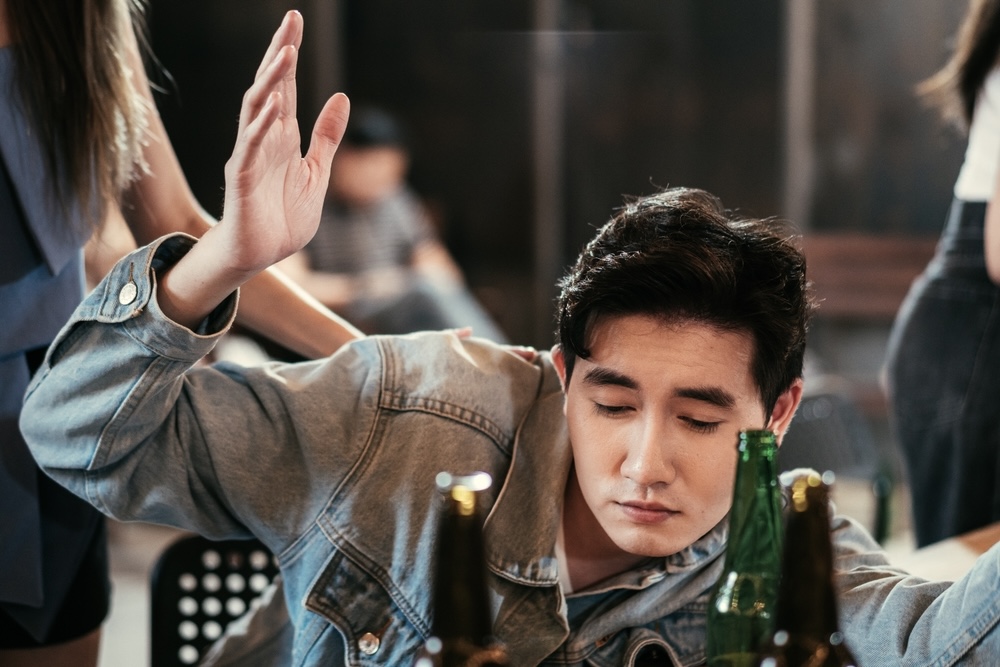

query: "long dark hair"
(6, 0), (150, 229)
(919, 0), (1000, 130)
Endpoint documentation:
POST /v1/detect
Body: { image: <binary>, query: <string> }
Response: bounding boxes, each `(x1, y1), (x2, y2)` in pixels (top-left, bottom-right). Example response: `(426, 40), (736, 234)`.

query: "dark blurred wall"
(146, 0), (966, 347)
(146, 0), (300, 218)
(810, 1), (967, 233)
(558, 2), (782, 252)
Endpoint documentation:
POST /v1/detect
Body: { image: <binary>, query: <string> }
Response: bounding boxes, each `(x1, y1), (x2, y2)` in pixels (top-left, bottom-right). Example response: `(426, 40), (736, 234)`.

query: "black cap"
(343, 106), (408, 150)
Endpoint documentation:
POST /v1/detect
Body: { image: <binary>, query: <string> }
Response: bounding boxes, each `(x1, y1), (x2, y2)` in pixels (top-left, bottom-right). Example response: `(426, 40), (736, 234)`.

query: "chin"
(610, 526), (693, 558)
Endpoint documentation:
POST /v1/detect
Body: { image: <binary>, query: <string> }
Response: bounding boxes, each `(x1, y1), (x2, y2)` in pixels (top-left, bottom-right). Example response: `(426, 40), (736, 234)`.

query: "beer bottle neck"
(723, 434), (782, 571)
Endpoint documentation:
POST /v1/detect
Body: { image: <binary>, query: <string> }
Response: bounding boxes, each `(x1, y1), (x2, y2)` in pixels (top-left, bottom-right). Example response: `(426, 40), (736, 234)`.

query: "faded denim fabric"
(22, 234), (1000, 666)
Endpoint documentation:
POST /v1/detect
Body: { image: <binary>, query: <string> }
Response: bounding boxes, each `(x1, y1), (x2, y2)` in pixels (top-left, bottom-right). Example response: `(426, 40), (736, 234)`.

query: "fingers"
(239, 43), (296, 137)
(452, 328), (538, 361)
(241, 12), (302, 137)
(304, 92), (350, 176)
(255, 10), (303, 80)
(230, 91), (283, 178)
(506, 346), (539, 362)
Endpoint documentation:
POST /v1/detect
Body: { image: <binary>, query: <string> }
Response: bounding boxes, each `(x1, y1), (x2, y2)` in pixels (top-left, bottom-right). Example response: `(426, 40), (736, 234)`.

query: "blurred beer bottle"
(706, 429), (783, 667)
(756, 472), (859, 667)
(412, 471), (509, 667)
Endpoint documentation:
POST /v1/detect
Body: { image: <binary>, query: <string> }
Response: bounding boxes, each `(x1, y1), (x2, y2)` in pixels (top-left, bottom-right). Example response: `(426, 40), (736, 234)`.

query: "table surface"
(892, 521), (1000, 581)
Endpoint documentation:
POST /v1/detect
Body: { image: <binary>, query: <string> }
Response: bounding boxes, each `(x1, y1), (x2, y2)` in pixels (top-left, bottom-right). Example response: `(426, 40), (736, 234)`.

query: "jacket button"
(358, 632), (380, 655)
(118, 281), (137, 305)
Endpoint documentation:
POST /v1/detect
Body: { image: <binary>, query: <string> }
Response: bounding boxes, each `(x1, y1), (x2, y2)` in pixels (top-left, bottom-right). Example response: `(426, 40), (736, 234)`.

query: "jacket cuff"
(83, 233), (238, 360)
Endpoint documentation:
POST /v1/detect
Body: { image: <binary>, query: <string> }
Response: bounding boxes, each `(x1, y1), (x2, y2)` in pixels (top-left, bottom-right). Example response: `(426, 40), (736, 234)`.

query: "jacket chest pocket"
(580, 616), (705, 667)
(304, 549), (428, 665)
(630, 640), (676, 666)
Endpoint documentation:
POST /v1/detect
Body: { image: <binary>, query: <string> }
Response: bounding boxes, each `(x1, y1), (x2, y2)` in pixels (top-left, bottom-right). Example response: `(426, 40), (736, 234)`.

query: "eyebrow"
(675, 386), (736, 410)
(581, 367), (738, 410)
(582, 367), (638, 390)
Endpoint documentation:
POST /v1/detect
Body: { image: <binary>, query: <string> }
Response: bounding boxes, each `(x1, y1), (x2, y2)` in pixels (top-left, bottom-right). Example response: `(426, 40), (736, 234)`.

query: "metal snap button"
(118, 280), (137, 305)
(118, 263), (138, 305)
(358, 631), (380, 655)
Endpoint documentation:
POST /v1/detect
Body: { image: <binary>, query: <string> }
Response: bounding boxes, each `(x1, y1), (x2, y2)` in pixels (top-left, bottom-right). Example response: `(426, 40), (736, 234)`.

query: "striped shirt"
(304, 188), (436, 275)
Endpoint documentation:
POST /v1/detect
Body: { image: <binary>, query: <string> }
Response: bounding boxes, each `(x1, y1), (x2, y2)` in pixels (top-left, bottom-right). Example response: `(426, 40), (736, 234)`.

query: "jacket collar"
(483, 353), (569, 585)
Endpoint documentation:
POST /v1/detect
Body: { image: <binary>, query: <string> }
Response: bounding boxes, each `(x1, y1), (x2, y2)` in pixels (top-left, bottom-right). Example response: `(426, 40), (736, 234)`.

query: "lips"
(618, 501), (679, 524)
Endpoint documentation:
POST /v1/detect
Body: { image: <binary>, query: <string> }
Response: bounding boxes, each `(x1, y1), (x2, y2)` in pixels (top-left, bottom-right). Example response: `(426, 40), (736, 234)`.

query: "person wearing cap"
(278, 105), (508, 344)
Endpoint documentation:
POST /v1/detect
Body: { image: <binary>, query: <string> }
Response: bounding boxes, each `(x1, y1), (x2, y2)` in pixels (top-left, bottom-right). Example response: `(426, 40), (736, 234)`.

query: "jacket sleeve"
(20, 234), (380, 551)
(832, 515), (1000, 666)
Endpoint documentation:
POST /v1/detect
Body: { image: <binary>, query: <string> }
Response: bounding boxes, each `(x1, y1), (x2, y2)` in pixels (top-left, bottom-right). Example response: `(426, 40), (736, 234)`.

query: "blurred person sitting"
(279, 106), (508, 343)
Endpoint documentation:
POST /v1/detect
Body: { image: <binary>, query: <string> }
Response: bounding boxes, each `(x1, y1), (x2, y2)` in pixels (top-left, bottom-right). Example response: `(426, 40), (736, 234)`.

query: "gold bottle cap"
(436, 471), (493, 516)
(790, 470), (835, 511)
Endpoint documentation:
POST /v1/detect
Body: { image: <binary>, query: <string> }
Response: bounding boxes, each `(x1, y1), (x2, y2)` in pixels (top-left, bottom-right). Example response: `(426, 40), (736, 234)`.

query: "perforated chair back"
(779, 390), (892, 542)
(149, 534), (279, 666)
(780, 392), (877, 476)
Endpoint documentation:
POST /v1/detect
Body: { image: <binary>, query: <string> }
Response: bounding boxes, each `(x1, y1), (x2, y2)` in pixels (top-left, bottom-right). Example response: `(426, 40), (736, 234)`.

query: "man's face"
(554, 314), (800, 563)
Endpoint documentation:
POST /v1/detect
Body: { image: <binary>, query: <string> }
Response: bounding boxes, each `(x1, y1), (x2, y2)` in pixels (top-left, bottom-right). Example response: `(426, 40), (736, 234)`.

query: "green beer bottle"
(706, 429), (783, 667)
(756, 472), (859, 667)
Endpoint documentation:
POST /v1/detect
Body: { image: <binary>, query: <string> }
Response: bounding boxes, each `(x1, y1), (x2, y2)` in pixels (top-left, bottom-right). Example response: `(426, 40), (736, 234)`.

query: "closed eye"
(680, 416), (720, 434)
(593, 403), (633, 417)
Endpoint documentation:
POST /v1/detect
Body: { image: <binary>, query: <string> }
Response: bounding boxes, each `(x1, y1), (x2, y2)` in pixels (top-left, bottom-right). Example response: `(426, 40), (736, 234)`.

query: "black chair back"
(149, 534), (279, 666)
(779, 390), (893, 543)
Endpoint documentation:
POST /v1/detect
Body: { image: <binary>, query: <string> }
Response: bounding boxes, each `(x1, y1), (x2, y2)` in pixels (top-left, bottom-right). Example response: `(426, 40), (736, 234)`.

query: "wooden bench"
(799, 233), (939, 320)
(798, 233), (939, 417)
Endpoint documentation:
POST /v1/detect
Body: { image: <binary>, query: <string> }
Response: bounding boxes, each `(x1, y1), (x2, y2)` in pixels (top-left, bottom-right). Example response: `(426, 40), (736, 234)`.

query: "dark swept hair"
(918, 0), (1000, 131)
(555, 187), (814, 416)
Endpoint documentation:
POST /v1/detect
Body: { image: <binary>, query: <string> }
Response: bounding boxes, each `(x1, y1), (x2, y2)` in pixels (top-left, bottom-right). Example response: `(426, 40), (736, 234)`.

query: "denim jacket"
(21, 235), (1000, 666)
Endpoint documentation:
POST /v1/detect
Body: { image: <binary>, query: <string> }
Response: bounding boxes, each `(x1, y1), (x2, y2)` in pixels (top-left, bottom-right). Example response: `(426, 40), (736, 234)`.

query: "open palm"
(218, 11), (350, 275)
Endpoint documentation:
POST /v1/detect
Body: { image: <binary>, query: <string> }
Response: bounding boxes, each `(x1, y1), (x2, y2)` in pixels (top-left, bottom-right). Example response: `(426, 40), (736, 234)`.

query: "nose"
(620, 418), (676, 488)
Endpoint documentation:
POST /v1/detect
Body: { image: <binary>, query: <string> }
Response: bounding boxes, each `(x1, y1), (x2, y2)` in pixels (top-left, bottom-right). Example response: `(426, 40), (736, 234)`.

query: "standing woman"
(886, 0), (1000, 547)
(0, 1), (359, 664)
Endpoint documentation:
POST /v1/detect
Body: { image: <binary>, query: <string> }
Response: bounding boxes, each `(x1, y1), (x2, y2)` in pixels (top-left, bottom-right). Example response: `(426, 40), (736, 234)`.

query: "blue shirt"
(0, 45), (96, 639)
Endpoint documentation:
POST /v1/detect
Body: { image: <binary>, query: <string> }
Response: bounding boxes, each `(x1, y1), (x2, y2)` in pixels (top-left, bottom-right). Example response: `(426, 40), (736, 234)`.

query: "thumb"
(305, 92), (351, 173)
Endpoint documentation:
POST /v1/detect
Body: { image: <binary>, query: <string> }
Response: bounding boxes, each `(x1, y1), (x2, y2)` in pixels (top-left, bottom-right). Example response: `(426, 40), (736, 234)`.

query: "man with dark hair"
(18, 27), (1000, 664)
(22, 171), (1000, 664)
(555, 188), (809, 415)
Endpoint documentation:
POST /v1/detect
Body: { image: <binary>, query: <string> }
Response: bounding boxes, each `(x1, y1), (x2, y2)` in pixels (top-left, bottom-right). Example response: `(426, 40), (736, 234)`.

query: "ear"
(767, 378), (804, 446)
(551, 345), (568, 393)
